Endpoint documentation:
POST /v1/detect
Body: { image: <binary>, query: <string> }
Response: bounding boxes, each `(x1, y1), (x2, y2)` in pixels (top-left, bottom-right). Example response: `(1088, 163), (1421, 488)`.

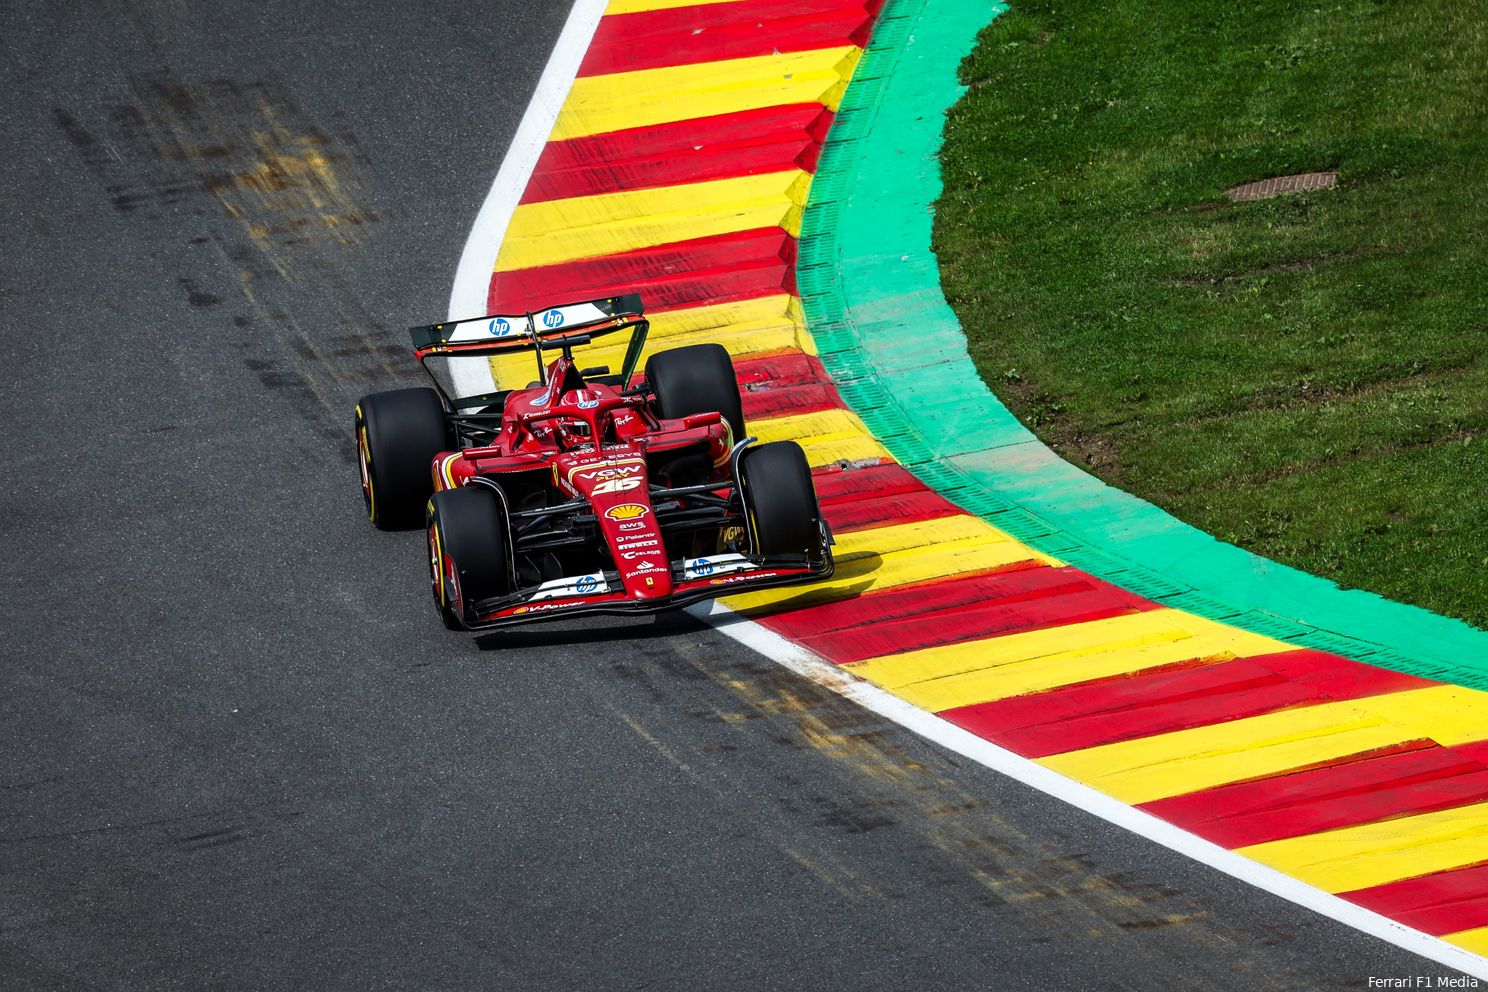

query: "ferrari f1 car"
(353, 294), (834, 630)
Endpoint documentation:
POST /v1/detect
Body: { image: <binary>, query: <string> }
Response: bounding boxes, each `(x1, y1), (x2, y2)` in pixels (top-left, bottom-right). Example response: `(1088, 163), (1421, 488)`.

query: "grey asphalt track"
(0, 2), (1473, 989)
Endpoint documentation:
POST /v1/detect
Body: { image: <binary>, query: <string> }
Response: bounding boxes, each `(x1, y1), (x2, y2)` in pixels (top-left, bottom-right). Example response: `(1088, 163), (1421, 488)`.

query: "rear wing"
(410, 293), (645, 357)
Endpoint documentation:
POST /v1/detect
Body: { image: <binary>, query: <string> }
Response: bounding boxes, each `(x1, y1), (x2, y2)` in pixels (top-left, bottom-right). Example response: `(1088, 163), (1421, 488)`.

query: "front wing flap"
(461, 551), (833, 630)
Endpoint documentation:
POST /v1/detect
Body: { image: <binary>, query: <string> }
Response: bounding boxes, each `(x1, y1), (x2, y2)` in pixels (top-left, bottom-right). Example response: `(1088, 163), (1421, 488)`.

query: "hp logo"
(541, 309), (565, 328)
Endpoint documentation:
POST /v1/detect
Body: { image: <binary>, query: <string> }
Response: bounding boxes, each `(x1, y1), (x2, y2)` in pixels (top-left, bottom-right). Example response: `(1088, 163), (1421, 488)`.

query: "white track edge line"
(447, 0), (1488, 978)
(688, 599), (1488, 981)
(446, 0), (609, 395)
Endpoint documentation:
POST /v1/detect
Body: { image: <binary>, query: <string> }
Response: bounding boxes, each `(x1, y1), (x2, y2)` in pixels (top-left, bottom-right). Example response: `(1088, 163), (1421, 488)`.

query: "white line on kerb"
(688, 599), (1488, 981)
(446, 0), (609, 396)
(449, 0), (1488, 980)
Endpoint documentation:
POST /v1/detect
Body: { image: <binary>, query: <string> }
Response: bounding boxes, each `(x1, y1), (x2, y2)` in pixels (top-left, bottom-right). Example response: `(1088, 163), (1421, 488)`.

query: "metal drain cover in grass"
(1225, 171), (1338, 201)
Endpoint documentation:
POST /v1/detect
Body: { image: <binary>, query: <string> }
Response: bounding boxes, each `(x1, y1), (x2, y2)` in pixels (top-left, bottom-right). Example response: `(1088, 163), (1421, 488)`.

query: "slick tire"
(646, 343), (745, 443)
(427, 486), (512, 630)
(355, 388), (449, 530)
(739, 441), (823, 558)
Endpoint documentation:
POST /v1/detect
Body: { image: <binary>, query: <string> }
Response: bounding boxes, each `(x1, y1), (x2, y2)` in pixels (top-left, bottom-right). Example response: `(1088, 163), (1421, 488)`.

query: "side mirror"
(580, 366), (611, 377)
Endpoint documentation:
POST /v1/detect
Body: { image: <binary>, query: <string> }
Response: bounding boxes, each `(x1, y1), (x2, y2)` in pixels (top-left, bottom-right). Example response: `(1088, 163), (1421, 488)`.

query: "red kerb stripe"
(523, 106), (834, 203)
(580, 0), (877, 76)
(812, 462), (929, 503)
(1138, 737), (1488, 850)
(941, 649), (1432, 760)
(489, 228), (796, 315)
(1339, 860), (1488, 937)
(822, 490), (961, 534)
(533, 105), (832, 170)
(761, 566), (1154, 665)
(742, 383), (840, 420)
(735, 351), (833, 390)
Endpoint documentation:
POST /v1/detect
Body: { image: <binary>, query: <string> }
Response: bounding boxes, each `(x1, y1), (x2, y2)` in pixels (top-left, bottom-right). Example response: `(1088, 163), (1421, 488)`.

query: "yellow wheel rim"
(357, 421), (376, 521)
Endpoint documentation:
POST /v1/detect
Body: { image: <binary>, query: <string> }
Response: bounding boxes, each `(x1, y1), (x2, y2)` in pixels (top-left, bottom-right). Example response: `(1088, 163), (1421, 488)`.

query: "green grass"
(933, 0), (1488, 628)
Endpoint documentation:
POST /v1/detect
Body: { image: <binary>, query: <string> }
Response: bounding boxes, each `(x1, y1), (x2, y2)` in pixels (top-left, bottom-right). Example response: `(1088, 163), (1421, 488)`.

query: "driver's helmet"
(570, 388), (604, 411)
(562, 388), (605, 436)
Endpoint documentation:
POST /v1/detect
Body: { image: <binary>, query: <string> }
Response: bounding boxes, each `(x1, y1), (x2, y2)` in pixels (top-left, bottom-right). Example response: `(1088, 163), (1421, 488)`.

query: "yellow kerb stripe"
(651, 297), (819, 356)
(1236, 801), (1488, 892)
(749, 407), (871, 441)
(1443, 925), (1488, 956)
(1038, 685), (1488, 806)
(485, 295), (806, 389)
(606, 0), (751, 13)
(648, 294), (795, 338)
(553, 46), (862, 141)
(846, 610), (1295, 712)
(496, 171), (811, 272)
(723, 516), (1060, 613)
(750, 407), (892, 467)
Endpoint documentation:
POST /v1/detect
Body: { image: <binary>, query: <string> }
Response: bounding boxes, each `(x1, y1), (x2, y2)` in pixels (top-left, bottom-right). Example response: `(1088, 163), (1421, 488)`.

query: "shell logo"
(604, 503), (649, 521)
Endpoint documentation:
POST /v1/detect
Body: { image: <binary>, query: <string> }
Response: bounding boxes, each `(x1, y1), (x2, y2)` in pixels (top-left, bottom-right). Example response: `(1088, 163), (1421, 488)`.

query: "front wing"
(460, 552), (834, 630)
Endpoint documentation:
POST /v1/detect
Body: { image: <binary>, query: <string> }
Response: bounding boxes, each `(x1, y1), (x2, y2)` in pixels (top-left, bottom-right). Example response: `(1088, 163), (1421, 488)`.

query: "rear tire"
(646, 343), (745, 442)
(355, 388), (448, 530)
(739, 441), (823, 558)
(427, 486), (512, 629)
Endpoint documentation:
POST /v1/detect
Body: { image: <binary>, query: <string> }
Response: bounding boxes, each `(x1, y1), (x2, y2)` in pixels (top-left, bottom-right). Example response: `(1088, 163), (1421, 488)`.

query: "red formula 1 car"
(354, 294), (834, 630)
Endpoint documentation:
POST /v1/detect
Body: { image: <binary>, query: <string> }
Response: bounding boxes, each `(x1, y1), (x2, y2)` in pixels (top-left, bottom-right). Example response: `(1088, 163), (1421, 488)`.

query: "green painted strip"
(802, 0), (1488, 687)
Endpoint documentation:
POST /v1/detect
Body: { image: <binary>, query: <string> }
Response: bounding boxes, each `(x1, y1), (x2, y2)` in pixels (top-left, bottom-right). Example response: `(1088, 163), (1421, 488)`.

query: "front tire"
(738, 441), (823, 559)
(427, 486), (512, 629)
(355, 388), (448, 530)
(646, 343), (745, 442)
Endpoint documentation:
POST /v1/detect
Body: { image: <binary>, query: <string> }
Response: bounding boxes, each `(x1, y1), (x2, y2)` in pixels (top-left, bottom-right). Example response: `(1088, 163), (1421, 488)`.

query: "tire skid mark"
(170, 824), (251, 852)
(53, 70), (411, 448)
(53, 73), (376, 246)
(596, 634), (1348, 990)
